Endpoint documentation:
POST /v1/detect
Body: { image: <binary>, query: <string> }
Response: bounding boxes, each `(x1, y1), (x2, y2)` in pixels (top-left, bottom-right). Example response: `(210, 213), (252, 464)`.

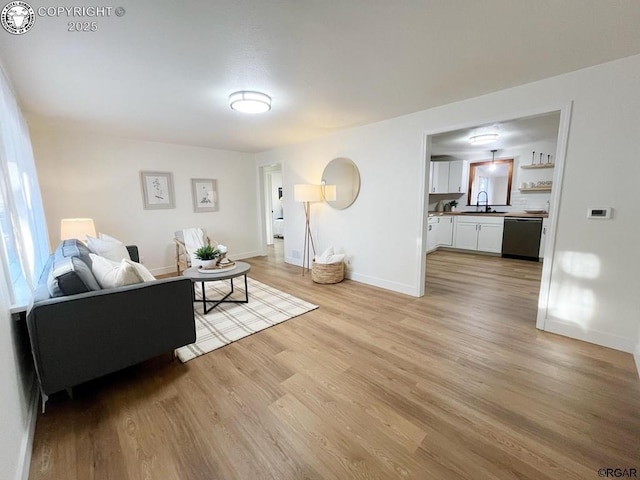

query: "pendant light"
(490, 149), (498, 171)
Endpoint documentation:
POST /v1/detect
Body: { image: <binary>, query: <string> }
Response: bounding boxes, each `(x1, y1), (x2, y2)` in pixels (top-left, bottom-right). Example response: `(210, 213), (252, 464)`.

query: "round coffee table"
(182, 261), (251, 314)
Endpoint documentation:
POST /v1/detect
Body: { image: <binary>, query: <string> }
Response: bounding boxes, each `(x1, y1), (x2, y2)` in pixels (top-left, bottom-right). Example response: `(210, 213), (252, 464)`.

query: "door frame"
(417, 102), (573, 332)
(257, 163), (283, 255)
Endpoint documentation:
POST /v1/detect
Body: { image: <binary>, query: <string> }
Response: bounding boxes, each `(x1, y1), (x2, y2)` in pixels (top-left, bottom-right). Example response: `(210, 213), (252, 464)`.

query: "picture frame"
(191, 178), (219, 212)
(140, 171), (175, 210)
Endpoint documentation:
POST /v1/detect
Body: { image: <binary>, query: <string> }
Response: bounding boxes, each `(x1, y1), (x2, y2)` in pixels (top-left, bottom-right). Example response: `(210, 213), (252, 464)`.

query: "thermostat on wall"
(587, 207), (612, 219)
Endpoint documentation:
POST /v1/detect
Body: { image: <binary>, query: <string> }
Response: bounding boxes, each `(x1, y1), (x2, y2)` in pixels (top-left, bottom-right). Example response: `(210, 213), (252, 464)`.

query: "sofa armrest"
(27, 277), (195, 395)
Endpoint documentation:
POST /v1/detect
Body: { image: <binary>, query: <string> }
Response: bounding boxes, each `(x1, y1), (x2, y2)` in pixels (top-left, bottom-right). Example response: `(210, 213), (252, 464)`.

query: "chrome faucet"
(476, 190), (490, 212)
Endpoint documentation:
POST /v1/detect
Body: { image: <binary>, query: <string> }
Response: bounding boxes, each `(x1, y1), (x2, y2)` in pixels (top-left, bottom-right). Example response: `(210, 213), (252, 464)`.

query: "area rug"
(176, 277), (318, 362)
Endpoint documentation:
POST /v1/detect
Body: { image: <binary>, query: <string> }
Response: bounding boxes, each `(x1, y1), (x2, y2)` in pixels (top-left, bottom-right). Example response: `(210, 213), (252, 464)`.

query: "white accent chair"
(174, 229), (211, 274)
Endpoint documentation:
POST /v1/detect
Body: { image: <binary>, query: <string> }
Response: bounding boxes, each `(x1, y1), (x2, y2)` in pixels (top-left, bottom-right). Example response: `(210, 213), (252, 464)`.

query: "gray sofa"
(27, 239), (195, 406)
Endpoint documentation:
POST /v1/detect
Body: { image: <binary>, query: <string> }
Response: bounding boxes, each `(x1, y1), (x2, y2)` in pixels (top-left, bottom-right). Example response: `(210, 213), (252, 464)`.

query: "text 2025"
(67, 22), (98, 32)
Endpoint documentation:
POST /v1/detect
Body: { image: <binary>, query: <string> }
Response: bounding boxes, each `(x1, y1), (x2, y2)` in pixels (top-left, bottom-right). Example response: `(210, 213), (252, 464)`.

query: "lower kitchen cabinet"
(436, 215), (454, 246)
(453, 216), (504, 253)
(427, 216), (438, 252)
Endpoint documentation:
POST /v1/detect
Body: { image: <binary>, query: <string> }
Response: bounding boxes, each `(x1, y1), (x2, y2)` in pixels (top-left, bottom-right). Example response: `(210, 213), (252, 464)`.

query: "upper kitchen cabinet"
(429, 160), (467, 194)
(432, 162), (449, 193)
(448, 160), (466, 193)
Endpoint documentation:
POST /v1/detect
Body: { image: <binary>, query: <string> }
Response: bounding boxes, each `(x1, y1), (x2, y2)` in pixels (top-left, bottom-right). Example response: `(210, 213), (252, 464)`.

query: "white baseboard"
(284, 257), (418, 296)
(346, 271), (419, 297)
(17, 380), (39, 480)
(543, 317), (636, 353)
(634, 343), (640, 379)
(229, 250), (263, 261)
(150, 250), (264, 277)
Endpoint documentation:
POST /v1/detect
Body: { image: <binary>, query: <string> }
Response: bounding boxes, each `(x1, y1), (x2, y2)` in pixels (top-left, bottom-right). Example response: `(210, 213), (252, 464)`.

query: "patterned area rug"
(176, 277), (318, 363)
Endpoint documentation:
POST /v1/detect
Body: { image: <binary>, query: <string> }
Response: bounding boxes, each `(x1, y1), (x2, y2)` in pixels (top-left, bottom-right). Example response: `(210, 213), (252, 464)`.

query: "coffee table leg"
(196, 275), (250, 314)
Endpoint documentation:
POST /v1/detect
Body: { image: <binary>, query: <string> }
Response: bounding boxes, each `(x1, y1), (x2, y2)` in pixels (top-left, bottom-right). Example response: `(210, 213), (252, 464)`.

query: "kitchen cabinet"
(453, 216), (504, 253)
(436, 215), (454, 246)
(539, 218), (549, 259)
(447, 161), (466, 194)
(429, 160), (467, 194)
(427, 216), (438, 252)
(431, 162), (449, 193)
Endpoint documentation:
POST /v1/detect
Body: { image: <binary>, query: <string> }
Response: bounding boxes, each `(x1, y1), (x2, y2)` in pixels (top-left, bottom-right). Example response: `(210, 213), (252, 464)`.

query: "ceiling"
(1, 1), (639, 153)
(430, 112), (561, 158)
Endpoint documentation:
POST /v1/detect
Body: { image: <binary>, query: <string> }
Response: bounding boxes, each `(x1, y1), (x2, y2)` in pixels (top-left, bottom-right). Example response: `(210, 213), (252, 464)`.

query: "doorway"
(259, 164), (284, 260)
(420, 104), (572, 332)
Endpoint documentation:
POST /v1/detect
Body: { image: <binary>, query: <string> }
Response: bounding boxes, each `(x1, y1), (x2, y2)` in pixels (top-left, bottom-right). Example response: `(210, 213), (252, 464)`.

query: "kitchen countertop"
(428, 211), (549, 218)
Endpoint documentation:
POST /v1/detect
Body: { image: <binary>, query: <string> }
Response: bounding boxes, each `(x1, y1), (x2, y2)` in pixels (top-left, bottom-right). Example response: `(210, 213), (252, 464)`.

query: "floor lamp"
(294, 184), (322, 275)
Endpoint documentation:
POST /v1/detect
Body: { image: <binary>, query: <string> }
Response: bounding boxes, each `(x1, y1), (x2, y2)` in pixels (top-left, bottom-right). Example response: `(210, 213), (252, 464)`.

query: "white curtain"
(0, 65), (49, 309)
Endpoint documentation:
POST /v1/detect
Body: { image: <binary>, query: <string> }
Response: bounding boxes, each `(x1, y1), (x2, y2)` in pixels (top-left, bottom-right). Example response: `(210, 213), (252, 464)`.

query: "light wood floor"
(29, 248), (640, 479)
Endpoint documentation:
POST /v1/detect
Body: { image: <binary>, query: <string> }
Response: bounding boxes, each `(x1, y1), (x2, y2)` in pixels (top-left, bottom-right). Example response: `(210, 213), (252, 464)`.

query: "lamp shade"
(60, 218), (96, 241)
(322, 184), (337, 202)
(294, 184), (322, 203)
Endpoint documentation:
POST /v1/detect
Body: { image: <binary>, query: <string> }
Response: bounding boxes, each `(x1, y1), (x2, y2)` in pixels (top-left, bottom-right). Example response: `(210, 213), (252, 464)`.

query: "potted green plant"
(194, 245), (221, 268)
(449, 200), (458, 212)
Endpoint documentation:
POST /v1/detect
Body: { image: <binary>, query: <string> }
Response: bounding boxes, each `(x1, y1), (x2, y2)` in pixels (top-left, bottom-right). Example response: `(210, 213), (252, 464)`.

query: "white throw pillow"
(87, 234), (131, 262)
(90, 254), (142, 289)
(327, 253), (345, 264)
(315, 246), (334, 263)
(98, 232), (122, 243)
(123, 259), (156, 282)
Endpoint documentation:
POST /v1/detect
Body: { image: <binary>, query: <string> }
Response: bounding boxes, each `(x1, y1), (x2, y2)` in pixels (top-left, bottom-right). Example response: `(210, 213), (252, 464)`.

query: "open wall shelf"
(521, 164), (555, 169)
(519, 187), (552, 192)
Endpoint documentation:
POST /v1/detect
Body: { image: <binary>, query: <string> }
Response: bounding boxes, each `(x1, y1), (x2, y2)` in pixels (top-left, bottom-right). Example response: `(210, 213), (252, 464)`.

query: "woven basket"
(311, 261), (345, 284)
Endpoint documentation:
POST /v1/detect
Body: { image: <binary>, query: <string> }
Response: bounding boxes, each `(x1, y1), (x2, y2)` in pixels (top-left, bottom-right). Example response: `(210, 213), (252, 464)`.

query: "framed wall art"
(191, 178), (219, 212)
(140, 171), (175, 210)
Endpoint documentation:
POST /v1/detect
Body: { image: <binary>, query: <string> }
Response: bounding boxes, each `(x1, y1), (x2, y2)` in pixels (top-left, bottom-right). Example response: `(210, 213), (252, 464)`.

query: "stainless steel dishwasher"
(502, 217), (542, 261)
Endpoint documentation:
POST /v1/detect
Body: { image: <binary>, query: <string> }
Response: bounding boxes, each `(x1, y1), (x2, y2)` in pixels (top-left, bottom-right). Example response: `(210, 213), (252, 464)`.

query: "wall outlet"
(291, 250), (301, 259)
(345, 255), (353, 267)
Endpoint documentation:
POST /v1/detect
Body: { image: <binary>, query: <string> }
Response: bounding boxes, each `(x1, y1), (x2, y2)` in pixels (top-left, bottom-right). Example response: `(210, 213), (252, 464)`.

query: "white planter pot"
(200, 259), (218, 268)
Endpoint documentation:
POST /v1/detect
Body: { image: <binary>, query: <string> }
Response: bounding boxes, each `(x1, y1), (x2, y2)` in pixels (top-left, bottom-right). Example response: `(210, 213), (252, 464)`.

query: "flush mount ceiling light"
(229, 91), (271, 114)
(469, 133), (499, 145)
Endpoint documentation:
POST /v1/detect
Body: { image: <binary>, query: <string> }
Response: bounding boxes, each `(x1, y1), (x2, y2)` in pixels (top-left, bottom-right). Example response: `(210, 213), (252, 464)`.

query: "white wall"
(30, 123), (262, 274)
(256, 54), (640, 354)
(256, 115), (425, 295)
(0, 268), (38, 480)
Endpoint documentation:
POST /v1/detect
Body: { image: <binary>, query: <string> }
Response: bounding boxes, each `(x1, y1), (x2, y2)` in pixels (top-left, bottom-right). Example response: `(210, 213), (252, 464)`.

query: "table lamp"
(60, 218), (96, 242)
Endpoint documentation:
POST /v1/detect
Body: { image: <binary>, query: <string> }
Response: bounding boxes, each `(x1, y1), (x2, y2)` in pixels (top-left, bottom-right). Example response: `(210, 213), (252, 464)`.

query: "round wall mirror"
(321, 157), (361, 210)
